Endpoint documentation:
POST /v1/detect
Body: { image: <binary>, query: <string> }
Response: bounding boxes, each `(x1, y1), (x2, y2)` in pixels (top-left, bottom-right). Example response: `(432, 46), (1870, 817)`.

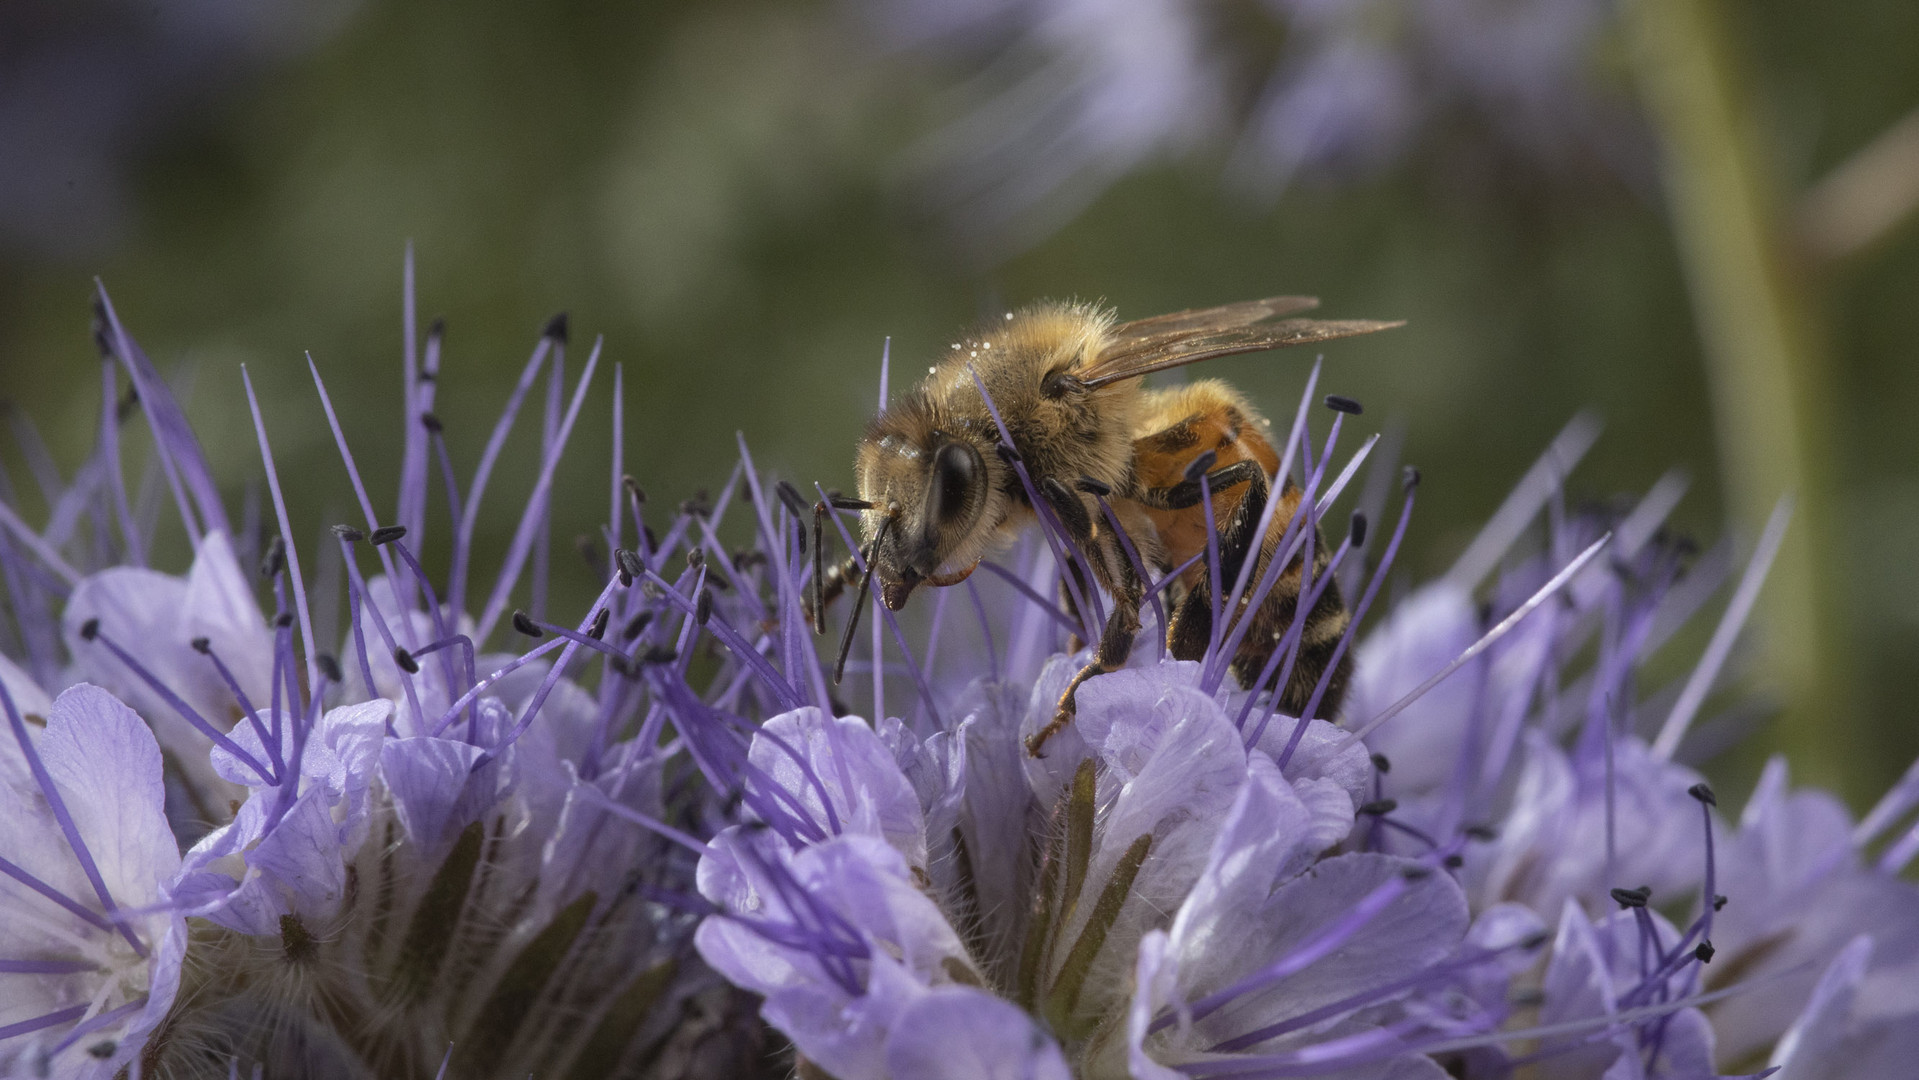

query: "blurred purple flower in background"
(865, 0), (1642, 253)
(3, 263), (1919, 1078)
(0, 0), (362, 260)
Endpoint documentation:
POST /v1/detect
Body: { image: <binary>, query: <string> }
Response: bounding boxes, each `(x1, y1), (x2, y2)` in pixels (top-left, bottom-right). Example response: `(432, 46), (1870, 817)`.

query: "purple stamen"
(531, 346), (565, 623)
(389, 540), (471, 718)
(1200, 468), (1226, 663)
(975, 561), (1081, 636)
(447, 329), (556, 628)
(1301, 491), (1412, 731)
(1650, 497), (1791, 759)
(1373, 815), (1442, 851)
(8, 400), (65, 505)
(1219, 362), (1319, 620)
(0, 1004), (90, 1042)
(519, 610), (628, 663)
(576, 786), (710, 854)
(639, 568), (800, 710)
(474, 338), (601, 644)
(1444, 412), (1602, 593)
(607, 364), (624, 553)
(1210, 464), (1328, 688)
(423, 415), (465, 530)
(41, 457), (107, 551)
(735, 839), (868, 995)
(306, 359), (422, 650)
(1693, 783), (1717, 964)
(1858, 749), (1919, 850)
(647, 675), (828, 846)
(431, 637), (568, 735)
(0, 854), (116, 932)
(1239, 522), (1333, 744)
(480, 574), (623, 759)
(734, 437), (831, 714)
(191, 639), (281, 781)
(83, 626), (272, 784)
(242, 366), (319, 692)
(1165, 869), (1418, 1033)
(0, 500), (82, 587)
(395, 248), (426, 543)
(97, 358), (145, 567)
(1092, 494), (1167, 660)
(0, 958), (99, 974)
(815, 494), (943, 727)
(96, 284), (230, 540)
(1311, 432), (1377, 522)
(336, 534), (426, 732)
(964, 578), (1001, 680)
(337, 557), (379, 714)
(921, 582), (952, 697)
(49, 996), (149, 1056)
(1339, 532), (1613, 751)
(1270, 486), (1416, 770)
(1210, 936), (1541, 1052)
(964, 365), (1102, 644)
(1879, 823), (1919, 876)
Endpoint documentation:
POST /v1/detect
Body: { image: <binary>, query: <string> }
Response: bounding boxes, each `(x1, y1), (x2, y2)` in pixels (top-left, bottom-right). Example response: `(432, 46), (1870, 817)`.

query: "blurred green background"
(2, 0), (1915, 801)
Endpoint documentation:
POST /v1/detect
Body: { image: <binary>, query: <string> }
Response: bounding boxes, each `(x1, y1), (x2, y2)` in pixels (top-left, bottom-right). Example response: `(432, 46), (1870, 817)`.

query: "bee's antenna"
(834, 515), (890, 686)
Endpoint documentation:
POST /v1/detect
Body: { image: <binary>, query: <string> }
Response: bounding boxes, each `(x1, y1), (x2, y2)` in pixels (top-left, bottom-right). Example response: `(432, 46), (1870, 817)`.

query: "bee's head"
(854, 396), (995, 610)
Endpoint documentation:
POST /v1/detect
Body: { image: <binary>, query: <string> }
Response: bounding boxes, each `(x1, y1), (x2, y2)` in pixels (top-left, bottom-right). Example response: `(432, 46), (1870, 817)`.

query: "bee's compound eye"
(930, 441), (979, 524)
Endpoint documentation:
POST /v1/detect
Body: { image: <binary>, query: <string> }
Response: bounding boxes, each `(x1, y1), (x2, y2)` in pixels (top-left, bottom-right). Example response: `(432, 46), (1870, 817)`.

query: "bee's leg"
(1133, 459), (1262, 511)
(1190, 477), (1353, 721)
(804, 554), (863, 628)
(807, 496), (872, 634)
(1232, 554), (1352, 719)
(1058, 561), (1091, 653)
(1025, 479), (1144, 757)
(1156, 463), (1270, 663)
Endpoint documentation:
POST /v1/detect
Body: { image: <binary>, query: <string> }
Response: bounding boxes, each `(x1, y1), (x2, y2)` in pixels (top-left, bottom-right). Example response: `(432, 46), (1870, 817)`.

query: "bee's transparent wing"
(1109, 296), (1321, 339)
(1080, 310), (1403, 390)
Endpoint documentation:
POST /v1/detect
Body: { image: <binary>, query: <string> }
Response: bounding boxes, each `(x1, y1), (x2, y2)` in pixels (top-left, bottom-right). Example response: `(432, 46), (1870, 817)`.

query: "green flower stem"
(1624, 0), (1860, 798)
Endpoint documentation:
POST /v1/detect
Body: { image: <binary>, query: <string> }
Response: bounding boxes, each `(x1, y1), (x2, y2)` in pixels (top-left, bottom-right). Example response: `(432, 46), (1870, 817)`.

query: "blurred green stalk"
(1624, 0), (1861, 798)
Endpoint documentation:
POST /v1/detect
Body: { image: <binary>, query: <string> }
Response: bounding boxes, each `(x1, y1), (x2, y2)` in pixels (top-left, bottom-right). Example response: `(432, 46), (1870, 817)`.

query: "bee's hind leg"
(1025, 478), (1144, 757)
(1057, 561), (1093, 654)
(1162, 461), (1269, 663)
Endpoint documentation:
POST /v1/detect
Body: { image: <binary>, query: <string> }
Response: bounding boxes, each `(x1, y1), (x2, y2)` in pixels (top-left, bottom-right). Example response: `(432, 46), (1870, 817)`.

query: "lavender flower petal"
(0, 685), (182, 1078)
(884, 987), (1074, 1080)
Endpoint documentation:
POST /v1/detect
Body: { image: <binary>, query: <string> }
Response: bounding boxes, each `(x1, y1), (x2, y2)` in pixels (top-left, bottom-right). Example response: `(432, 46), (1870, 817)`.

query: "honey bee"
(812, 297), (1400, 755)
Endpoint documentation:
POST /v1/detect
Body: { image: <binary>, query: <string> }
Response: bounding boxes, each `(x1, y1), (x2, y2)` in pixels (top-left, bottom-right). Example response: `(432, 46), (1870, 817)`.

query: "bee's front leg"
(808, 495), (873, 634)
(1025, 478), (1144, 757)
(804, 553), (863, 631)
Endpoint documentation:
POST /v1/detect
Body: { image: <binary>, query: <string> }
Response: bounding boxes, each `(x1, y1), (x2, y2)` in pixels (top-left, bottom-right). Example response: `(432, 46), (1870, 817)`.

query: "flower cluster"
(682, 390), (1919, 1078)
(4, 269), (1918, 1080)
(0, 280), (779, 1079)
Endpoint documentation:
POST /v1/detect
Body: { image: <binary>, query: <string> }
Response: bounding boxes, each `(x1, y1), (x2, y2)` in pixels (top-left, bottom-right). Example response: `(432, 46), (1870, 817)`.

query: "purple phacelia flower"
(7, 257), (1919, 1080)
(0, 681), (185, 1079)
(0, 264), (784, 1078)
